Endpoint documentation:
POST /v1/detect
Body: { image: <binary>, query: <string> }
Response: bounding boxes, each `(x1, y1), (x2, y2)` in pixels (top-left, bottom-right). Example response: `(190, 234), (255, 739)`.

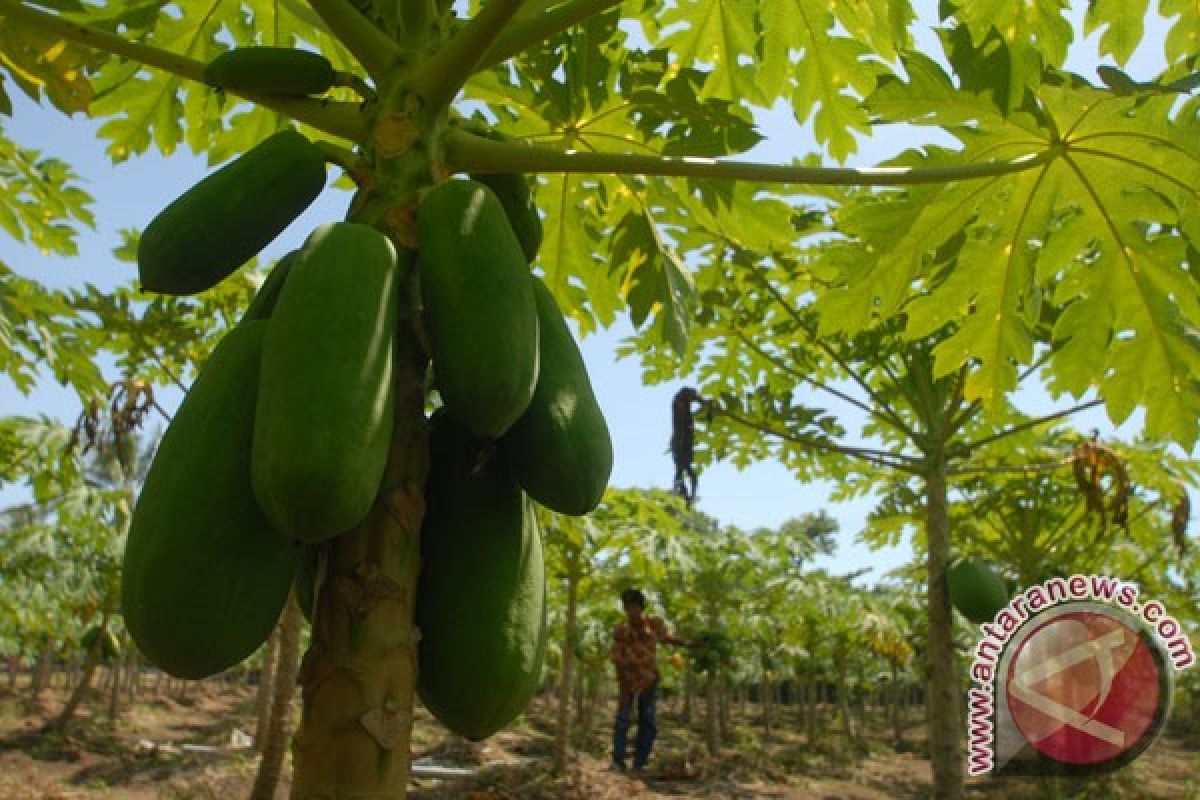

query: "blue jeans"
(612, 682), (658, 769)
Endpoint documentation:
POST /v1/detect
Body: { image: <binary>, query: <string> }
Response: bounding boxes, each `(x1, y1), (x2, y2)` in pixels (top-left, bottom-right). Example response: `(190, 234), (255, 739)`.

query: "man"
(609, 588), (693, 773)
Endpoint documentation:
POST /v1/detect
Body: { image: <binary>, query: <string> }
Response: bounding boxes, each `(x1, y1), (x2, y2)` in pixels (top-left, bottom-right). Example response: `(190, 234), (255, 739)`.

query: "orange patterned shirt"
(610, 616), (669, 692)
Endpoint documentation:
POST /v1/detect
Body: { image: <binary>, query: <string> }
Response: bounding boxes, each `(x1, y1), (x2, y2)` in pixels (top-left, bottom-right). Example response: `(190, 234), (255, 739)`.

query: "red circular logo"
(1006, 611), (1161, 765)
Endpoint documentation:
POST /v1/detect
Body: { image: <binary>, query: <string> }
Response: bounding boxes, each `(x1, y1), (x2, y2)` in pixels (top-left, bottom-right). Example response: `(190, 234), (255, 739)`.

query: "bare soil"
(0, 676), (1196, 799)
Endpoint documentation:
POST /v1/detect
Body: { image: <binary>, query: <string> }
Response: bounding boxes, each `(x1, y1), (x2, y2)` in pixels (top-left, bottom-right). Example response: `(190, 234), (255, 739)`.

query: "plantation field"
(1, 674), (1196, 800)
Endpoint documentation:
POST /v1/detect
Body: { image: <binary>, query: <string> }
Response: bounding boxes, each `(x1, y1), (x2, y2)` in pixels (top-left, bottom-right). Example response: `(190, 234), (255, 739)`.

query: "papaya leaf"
(1085, 0), (1149, 67)
(941, 0), (1072, 113)
(819, 66), (1200, 447)
(657, 0), (762, 106)
(758, 0), (880, 161)
(0, 136), (95, 255)
(1161, 0), (1200, 66)
(0, 21), (98, 114)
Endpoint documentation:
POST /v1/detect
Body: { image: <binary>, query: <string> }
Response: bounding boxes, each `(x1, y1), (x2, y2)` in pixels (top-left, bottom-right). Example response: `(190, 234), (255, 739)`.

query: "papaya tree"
(4, 2), (1200, 799)
(538, 488), (674, 771)
(743, 512), (836, 741)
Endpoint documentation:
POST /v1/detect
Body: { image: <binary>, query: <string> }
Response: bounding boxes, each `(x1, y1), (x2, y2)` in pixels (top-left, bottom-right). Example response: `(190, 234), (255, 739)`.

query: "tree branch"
(732, 262), (919, 440)
(475, 0), (622, 70)
(956, 399), (1104, 456)
(946, 456), (1075, 477)
(147, 347), (189, 395)
(444, 128), (1056, 185)
(947, 398), (982, 440)
(717, 405), (923, 474)
(943, 363), (970, 438)
(306, 0), (402, 80)
(0, 0), (368, 142)
(729, 330), (880, 420)
(407, 0), (527, 112)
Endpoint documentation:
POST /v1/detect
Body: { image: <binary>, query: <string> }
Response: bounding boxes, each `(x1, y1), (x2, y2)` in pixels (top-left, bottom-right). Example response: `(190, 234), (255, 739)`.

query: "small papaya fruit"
(500, 278), (612, 515)
(241, 251), (296, 322)
(122, 322), (299, 679)
(253, 223), (398, 542)
(469, 171), (542, 264)
(416, 412), (547, 740)
(204, 47), (335, 97)
(138, 130), (326, 295)
(417, 179), (539, 438)
(947, 558), (1009, 625)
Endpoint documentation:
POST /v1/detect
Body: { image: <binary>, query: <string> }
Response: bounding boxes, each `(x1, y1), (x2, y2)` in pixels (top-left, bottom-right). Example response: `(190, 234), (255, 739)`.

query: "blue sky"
(0, 4), (1175, 584)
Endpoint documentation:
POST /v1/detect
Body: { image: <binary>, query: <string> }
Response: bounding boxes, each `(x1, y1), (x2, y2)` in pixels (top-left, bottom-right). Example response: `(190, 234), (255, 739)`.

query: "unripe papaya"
(947, 558), (1009, 625)
(122, 323), (299, 679)
(138, 130), (326, 295)
(253, 223), (398, 542)
(416, 413), (547, 741)
(204, 47), (335, 97)
(469, 171), (542, 264)
(417, 179), (538, 438)
(500, 278), (612, 515)
(242, 251), (296, 322)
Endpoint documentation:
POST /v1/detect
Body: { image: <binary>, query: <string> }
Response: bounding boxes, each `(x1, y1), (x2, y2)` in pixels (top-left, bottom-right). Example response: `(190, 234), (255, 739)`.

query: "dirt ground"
(0, 676), (1196, 799)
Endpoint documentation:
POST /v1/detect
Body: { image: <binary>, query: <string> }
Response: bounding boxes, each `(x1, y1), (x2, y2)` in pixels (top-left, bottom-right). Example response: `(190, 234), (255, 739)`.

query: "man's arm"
(654, 618), (697, 648)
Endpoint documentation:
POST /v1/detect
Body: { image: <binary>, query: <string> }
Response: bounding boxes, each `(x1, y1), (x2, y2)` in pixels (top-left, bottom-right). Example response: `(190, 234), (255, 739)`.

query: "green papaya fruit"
(253, 223), (398, 543)
(416, 413), (547, 741)
(500, 278), (612, 515)
(242, 252), (297, 322)
(458, 124), (543, 264)
(947, 558), (1010, 625)
(417, 179), (538, 438)
(204, 47), (335, 97)
(138, 130), (326, 295)
(469, 172), (542, 264)
(122, 323), (299, 679)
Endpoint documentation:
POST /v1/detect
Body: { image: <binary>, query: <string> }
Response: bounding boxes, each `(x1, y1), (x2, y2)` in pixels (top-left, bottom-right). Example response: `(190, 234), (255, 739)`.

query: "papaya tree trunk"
(51, 612), (110, 732)
(925, 462), (963, 799)
(682, 668), (694, 724)
(835, 667), (856, 745)
(704, 670), (720, 756)
(570, 663), (585, 742)
(28, 648), (51, 704)
(718, 674), (731, 743)
(255, 623), (281, 752)
(251, 593), (303, 800)
(762, 672), (772, 741)
(106, 647), (124, 728)
(890, 662), (904, 748)
(289, 241), (429, 799)
(553, 555), (579, 773)
(124, 649), (140, 707)
(805, 674), (818, 746)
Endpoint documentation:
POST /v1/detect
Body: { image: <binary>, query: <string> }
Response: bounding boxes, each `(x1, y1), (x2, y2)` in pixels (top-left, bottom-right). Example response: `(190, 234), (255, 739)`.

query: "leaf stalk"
(445, 129), (1057, 185)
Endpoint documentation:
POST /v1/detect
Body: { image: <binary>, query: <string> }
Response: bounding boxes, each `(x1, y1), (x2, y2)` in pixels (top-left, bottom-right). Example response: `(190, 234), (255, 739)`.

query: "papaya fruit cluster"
(122, 100), (613, 742)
